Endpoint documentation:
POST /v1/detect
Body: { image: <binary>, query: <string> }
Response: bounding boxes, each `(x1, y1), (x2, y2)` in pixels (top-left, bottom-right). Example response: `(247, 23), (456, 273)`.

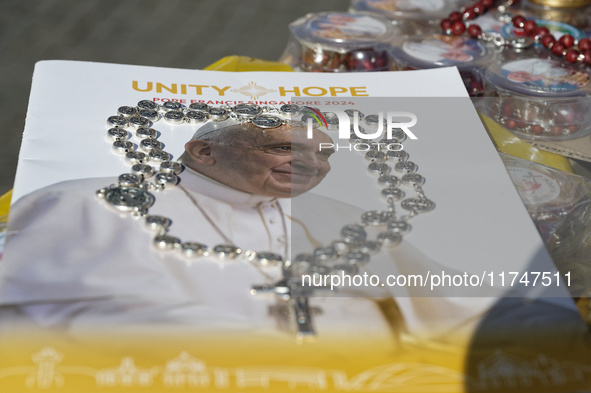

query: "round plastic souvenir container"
(519, 0), (591, 29)
(280, 12), (398, 72)
(483, 57), (591, 141)
(390, 34), (492, 96)
(349, 0), (462, 34)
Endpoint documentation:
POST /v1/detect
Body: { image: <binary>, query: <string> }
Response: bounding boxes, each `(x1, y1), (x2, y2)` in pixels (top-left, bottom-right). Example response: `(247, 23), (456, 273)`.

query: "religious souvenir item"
(481, 55), (591, 140)
(350, 0), (463, 35)
(519, 0), (591, 29)
(389, 33), (492, 96)
(280, 11), (398, 72)
(439, 0), (591, 66)
(98, 102), (436, 339)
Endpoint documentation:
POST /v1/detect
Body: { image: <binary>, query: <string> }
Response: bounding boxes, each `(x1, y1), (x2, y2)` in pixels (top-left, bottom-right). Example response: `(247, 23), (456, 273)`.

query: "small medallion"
(386, 150), (409, 161)
(361, 210), (392, 226)
(383, 128), (407, 143)
(212, 244), (241, 259)
(149, 150), (171, 162)
(186, 110), (209, 124)
(112, 140), (135, 154)
(145, 215), (171, 231)
(209, 107), (229, 121)
(181, 242), (208, 257)
(343, 250), (370, 265)
(155, 172), (178, 187)
(394, 161), (417, 173)
(388, 221), (411, 235)
(160, 161), (183, 174)
(401, 197), (436, 213)
(154, 234), (181, 251)
(402, 173), (425, 187)
(138, 109), (159, 122)
(118, 173), (142, 187)
(381, 187), (405, 201)
(125, 151), (148, 165)
(118, 106), (137, 117)
(365, 150), (386, 162)
(313, 246), (338, 261)
(162, 101), (183, 112)
(107, 127), (129, 141)
(136, 127), (157, 140)
(131, 163), (155, 178)
(104, 186), (155, 212)
(252, 252), (283, 266)
(189, 102), (209, 111)
(140, 139), (163, 152)
(164, 111), (185, 125)
(107, 115), (128, 128)
(280, 104), (300, 115)
(137, 100), (159, 111)
(128, 115), (151, 129)
(378, 175), (400, 187)
(368, 162), (391, 176)
(341, 224), (367, 243)
(252, 114), (283, 129)
(233, 103), (262, 117)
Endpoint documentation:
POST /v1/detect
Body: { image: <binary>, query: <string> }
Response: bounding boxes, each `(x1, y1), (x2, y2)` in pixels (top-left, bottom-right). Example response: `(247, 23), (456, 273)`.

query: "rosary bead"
(482, 0), (493, 7)
(565, 49), (580, 63)
(463, 8), (476, 20)
(451, 22), (466, 36)
(512, 15), (526, 28)
(552, 42), (566, 56)
(107, 127), (129, 141)
(472, 2), (485, 15)
(534, 26), (550, 38)
(583, 50), (591, 65)
(541, 34), (555, 48)
(448, 11), (462, 23)
(154, 235), (181, 251)
(523, 20), (537, 35)
(118, 106), (137, 117)
(559, 34), (575, 49)
(441, 19), (453, 31)
(578, 38), (591, 52)
(468, 24), (482, 38)
(162, 101), (183, 112)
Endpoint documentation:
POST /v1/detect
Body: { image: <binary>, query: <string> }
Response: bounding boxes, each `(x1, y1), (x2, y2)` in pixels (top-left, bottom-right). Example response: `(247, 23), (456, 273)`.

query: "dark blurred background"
(0, 0), (351, 196)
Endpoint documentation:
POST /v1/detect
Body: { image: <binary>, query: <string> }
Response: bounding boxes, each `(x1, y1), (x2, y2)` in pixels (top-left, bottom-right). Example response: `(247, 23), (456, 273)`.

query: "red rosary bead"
(552, 42), (566, 56)
(451, 22), (466, 35)
(448, 11), (462, 23)
(472, 2), (485, 14)
(468, 24), (482, 38)
(541, 34), (555, 48)
(441, 19), (453, 31)
(534, 26), (550, 37)
(523, 20), (537, 35)
(512, 15), (526, 28)
(582, 50), (591, 65)
(482, 0), (494, 8)
(578, 38), (591, 52)
(558, 34), (575, 49)
(565, 49), (580, 63)
(463, 7), (476, 20)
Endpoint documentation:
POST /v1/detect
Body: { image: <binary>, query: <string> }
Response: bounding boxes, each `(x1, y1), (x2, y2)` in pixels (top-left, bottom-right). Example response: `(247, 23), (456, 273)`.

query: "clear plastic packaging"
(390, 34), (492, 96)
(501, 153), (591, 299)
(519, 0), (591, 29)
(482, 56), (591, 141)
(280, 11), (398, 72)
(349, 0), (463, 35)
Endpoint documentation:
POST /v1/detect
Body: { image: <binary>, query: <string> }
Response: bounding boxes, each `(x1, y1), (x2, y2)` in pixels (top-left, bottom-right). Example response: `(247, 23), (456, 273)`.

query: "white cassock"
(0, 167), (498, 343)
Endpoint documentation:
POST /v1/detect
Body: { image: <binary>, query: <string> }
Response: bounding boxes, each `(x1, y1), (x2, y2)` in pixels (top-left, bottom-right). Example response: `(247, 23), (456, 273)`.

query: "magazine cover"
(0, 60), (587, 393)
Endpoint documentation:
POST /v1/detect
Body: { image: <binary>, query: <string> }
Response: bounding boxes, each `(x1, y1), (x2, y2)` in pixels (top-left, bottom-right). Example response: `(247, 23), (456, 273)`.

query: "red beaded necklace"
(440, 0), (591, 65)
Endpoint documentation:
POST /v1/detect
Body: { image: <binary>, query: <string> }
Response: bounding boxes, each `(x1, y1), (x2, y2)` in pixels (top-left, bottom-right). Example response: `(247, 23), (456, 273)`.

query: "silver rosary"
(97, 101), (435, 340)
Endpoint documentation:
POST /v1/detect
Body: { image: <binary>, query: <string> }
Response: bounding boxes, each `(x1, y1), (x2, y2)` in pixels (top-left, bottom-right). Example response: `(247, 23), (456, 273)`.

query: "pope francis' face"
(185, 125), (334, 198)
